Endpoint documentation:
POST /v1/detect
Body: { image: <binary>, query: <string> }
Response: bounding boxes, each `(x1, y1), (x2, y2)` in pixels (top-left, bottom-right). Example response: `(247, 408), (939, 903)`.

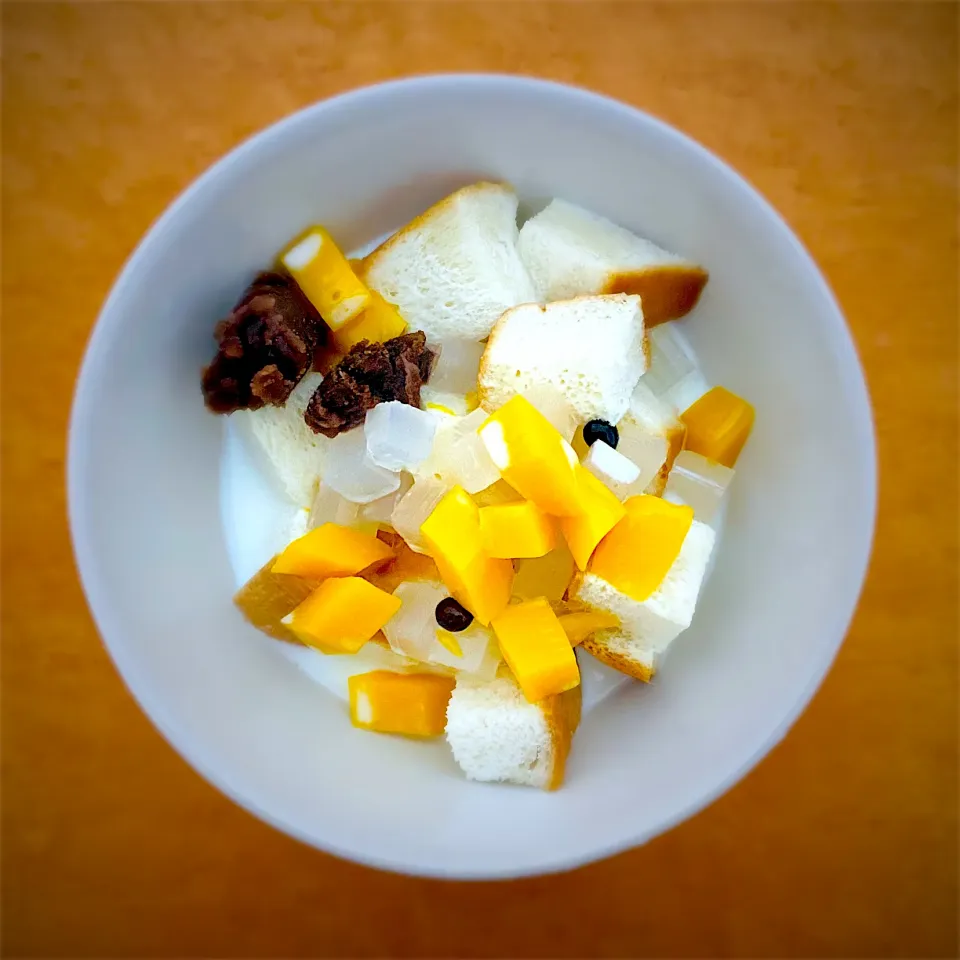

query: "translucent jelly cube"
(641, 323), (709, 411)
(583, 440), (641, 487)
(512, 542), (576, 605)
(662, 450), (735, 524)
(322, 427), (401, 504)
(390, 476), (451, 553)
(431, 621), (501, 676)
(309, 482), (361, 529)
(364, 401), (437, 471)
(383, 582), (501, 675)
(429, 339), (485, 396)
(360, 473), (414, 525)
(383, 581), (447, 660)
(521, 383), (579, 442)
(610, 415), (671, 498)
(418, 409), (500, 494)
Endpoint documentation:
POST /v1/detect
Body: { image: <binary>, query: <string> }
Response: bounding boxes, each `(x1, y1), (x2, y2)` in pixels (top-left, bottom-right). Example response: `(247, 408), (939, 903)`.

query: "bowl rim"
(67, 73), (877, 879)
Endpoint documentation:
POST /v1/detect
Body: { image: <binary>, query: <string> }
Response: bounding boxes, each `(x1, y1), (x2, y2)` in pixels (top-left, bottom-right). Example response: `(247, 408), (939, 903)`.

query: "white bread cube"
(573, 520), (716, 681)
(445, 674), (581, 790)
(518, 199), (708, 326)
(233, 372), (328, 506)
(360, 182), (537, 342)
(478, 294), (646, 424)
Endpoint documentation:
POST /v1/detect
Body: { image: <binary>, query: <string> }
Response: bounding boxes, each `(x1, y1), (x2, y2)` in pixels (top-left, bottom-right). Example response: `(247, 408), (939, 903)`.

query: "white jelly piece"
(322, 427), (401, 504)
(429, 339), (485, 396)
(662, 450), (734, 524)
(584, 439), (641, 486)
(521, 383), (579, 441)
(383, 582), (500, 675)
(390, 476), (451, 553)
(364, 401), (437, 471)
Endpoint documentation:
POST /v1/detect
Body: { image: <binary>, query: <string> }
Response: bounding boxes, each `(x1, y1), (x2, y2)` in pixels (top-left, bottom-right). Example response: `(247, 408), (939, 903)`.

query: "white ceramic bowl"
(68, 75), (875, 878)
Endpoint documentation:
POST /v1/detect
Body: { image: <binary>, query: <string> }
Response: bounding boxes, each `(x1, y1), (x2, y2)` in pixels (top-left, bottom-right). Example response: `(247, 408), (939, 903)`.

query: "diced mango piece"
(332, 291), (407, 353)
(285, 577), (402, 653)
(479, 500), (557, 559)
(348, 671), (455, 737)
(680, 386), (755, 468)
(478, 395), (581, 517)
(491, 598), (581, 703)
(512, 542), (576, 605)
(559, 466), (627, 571)
(589, 496), (694, 602)
(419, 486), (513, 625)
(272, 523), (394, 580)
(557, 611), (620, 646)
(280, 226), (371, 330)
(234, 556), (320, 644)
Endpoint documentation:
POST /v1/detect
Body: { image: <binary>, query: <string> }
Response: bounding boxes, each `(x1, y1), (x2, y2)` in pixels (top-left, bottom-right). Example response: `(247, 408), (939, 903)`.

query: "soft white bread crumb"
(445, 673), (581, 790)
(573, 520), (716, 680)
(518, 199), (708, 326)
(478, 294), (646, 424)
(233, 373), (327, 506)
(360, 182), (537, 342)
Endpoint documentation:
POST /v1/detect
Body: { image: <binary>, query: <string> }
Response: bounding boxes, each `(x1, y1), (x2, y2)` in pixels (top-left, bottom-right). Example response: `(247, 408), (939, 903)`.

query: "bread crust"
(602, 264), (708, 327)
(579, 635), (655, 682)
(542, 683), (583, 790)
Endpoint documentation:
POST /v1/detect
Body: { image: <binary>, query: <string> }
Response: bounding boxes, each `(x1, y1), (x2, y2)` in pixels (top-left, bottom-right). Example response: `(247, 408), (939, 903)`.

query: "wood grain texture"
(1, 3), (957, 957)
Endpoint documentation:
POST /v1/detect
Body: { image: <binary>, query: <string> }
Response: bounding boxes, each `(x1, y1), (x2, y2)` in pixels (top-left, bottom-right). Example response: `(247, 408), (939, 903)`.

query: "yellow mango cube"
(681, 386), (755, 468)
(280, 226), (371, 330)
(348, 671), (455, 737)
(419, 486), (513, 625)
(285, 577), (402, 653)
(479, 500), (557, 559)
(478, 395), (582, 517)
(557, 611), (620, 646)
(332, 291), (407, 353)
(589, 496), (694, 602)
(559, 466), (627, 571)
(272, 523), (394, 580)
(512, 542), (577, 605)
(491, 598), (581, 703)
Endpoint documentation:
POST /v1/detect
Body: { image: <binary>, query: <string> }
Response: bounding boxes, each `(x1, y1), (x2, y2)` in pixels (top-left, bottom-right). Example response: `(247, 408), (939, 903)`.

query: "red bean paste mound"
(201, 271), (326, 414)
(304, 332), (437, 438)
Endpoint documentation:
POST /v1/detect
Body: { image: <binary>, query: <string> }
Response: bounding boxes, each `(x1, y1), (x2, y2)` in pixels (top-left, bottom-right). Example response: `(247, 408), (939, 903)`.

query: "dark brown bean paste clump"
(304, 332), (436, 438)
(201, 271), (326, 414)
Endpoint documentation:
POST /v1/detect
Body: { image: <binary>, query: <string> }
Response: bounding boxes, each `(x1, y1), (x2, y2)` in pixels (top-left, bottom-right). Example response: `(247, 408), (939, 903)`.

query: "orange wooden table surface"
(2, 3), (957, 958)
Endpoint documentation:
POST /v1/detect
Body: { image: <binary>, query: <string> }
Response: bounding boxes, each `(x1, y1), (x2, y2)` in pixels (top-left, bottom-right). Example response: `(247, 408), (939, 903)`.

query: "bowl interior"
(69, 76), (875, 878)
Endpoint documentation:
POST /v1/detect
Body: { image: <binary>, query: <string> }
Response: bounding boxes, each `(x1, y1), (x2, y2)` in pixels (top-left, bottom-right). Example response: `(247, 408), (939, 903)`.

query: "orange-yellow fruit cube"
(272, 523), (394, 579)
(491, 598), (581, 703)
(559, 466), (627, 571)
(479, 500), (557, 559)
(285, 577), (402, 653)
(681, 386), (755, 468)
(280, 226), (371, 330)
(332, 291), (407, 353)
(478, 395), (581, 517)
(589, 496), (694, 602)
(557, 611), (620, 646)
(420, 486), (513, 625)
(348, 671), (455, 737)
(512, 542), (577, 605)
